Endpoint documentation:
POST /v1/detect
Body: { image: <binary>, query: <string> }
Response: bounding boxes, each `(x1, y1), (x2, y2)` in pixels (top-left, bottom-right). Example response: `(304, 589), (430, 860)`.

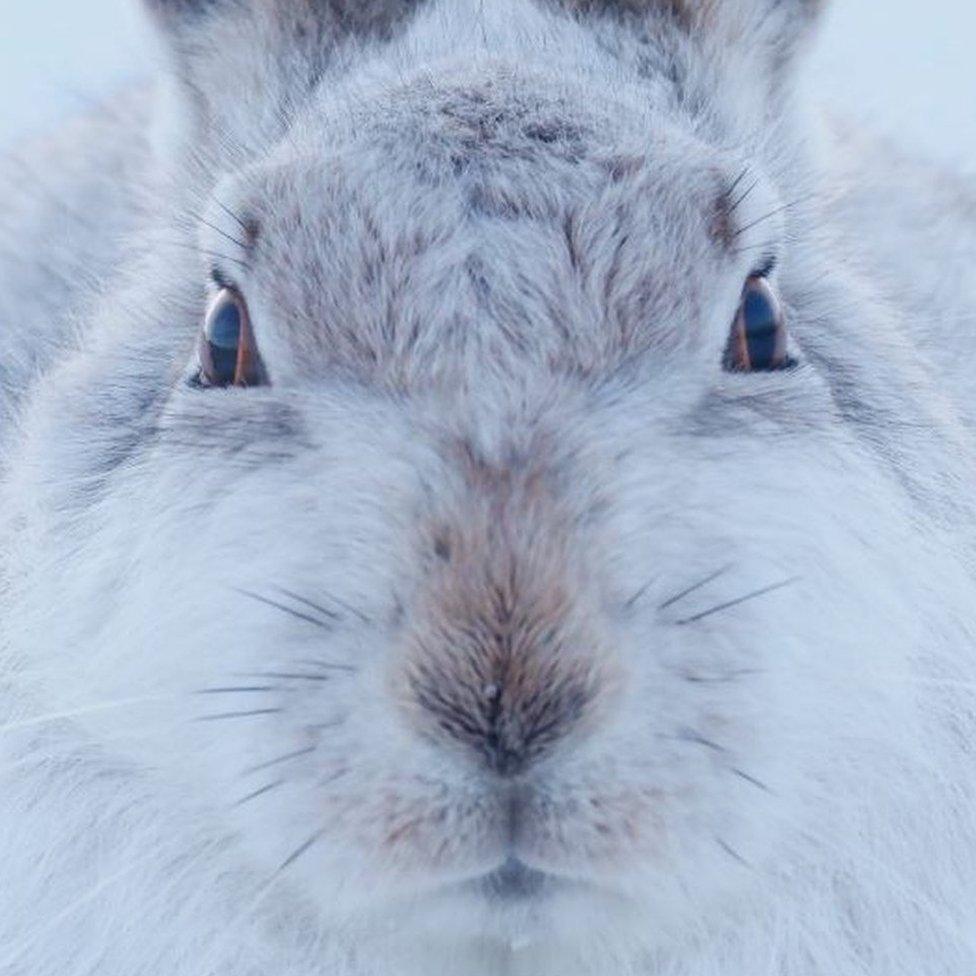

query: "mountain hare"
(2, 1), (975, 974)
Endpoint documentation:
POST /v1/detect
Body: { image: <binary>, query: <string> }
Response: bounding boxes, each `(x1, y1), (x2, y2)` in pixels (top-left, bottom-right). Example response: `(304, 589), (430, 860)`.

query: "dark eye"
(198, 288), (266, 387)
(724, 276), (791, 373)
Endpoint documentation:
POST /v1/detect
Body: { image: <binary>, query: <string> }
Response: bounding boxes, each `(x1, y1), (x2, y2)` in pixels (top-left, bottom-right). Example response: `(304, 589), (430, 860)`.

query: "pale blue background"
(2, 1), (975, 172)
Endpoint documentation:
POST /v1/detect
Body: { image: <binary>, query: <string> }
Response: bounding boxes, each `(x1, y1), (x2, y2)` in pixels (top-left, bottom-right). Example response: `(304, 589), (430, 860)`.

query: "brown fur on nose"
(397, 438), (613, 776)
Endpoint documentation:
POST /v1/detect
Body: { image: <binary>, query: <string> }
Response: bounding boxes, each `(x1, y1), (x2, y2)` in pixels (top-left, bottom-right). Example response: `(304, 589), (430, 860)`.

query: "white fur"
(2, 1), (976, 974)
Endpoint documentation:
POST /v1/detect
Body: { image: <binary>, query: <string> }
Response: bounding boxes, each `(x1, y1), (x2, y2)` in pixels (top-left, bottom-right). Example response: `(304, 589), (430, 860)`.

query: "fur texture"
(2, 1), (976, 974)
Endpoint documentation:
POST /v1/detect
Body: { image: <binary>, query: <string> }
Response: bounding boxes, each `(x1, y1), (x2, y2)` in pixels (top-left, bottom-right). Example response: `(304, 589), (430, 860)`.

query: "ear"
(677, 0), (828, 52)
(140, 1), (420, 156)
(572, 0), (826, 27)
(142, 0), (223, 31)
(142, 0), (420, 42)
(569, 0), (828, 68)
(672, 0), (826, 19)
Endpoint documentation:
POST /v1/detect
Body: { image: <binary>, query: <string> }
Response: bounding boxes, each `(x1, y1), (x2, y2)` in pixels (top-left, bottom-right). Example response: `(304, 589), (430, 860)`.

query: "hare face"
(4, 1), (975, 974)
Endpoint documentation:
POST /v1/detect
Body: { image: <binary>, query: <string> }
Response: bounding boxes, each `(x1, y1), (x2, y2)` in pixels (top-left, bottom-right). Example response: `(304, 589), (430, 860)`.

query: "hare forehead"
(215, 75), (746, 388)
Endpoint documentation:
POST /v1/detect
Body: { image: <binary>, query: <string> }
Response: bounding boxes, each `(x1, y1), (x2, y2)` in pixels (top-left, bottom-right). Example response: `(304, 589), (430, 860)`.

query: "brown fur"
(396, 436), (616, 776)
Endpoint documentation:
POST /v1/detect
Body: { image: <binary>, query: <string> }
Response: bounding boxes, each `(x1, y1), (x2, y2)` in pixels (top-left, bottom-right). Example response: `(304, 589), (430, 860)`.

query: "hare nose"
(399, 540), (614, 776)
(473, 682), (538, 778)
(400, 442), (614, 775)
(407, 656), (598, 778)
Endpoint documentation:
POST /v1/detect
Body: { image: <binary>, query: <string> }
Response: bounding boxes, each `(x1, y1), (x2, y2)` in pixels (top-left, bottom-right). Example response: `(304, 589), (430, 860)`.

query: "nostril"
(402, 564), (605, 775)
(407, 658), (599, 777)
(483, 732), (528, 779)
(481, 683), (526, 777)
(408, 671), (546, 776)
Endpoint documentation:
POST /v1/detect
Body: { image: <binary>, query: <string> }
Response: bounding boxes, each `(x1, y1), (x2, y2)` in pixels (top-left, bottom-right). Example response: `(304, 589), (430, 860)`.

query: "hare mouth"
(477, 858), (551, 901)
(458, 857), (594, 907)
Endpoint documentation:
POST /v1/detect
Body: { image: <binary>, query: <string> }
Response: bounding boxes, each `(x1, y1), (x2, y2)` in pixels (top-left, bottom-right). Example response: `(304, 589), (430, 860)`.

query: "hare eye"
(198, 288), (266, 387)
(724, 276), (791, 373)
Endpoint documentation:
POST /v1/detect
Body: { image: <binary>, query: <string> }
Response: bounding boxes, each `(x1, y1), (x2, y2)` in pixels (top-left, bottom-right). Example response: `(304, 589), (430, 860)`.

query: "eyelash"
(210, 266), (235, 290)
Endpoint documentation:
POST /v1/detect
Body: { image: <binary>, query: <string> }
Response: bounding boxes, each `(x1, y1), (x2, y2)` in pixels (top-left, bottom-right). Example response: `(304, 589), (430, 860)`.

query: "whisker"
(212, 197), (253, 237)
(319, 768), (348, 788)
(730, 767), (772, 793)
(658, 564), (734, 612)
(684, 668), (765, 684)
(193, 211), (248, 251)
(308, 719), (345, 732)
(733, 194), (815, 239)
(274, 588), (341, 621)
(716, 837), (751, 867)
(235, 671), (336, 681)
(203, 846), (299, 961)
(0, 696), (173, 734)
(293, 659), (358, 673)
(675, 577), (800, 625)
(243, 745), (316, 776)
(279, 587), (373, 626)
(624, 578), (655, 610)
(234, 779), (285, 807)
(196, 686), (276, 695)
(725, 165), (751, 206)
(277, 829), (326, 874)
(729, 176), (761, 214)
(196, 709), (283, 722)
(676, 729), (726, 753)
(234, 589), (334, 630)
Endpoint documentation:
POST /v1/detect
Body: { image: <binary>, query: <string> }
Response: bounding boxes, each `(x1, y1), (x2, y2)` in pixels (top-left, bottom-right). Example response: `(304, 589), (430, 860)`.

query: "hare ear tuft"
(143, 0), (223, 27)
(672, 0), (827, 24)
(144, 0), (219, 11)
(773, 0), (829, 28)
(675, 0), (829, 57)
(568, 0), (827, 35)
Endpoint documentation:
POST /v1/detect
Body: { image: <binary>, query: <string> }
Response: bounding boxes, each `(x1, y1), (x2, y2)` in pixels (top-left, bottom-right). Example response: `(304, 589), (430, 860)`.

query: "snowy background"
(1, 1), (975, 173)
